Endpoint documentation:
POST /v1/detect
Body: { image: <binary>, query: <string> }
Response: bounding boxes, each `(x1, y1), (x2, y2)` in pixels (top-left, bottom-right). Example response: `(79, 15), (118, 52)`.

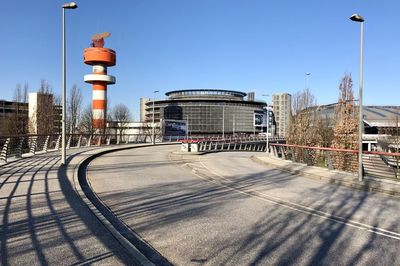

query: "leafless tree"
(4, 83), (28, 135)
(79, 104), (94, 136)
(142, 122), (162, 143)
(287, 88), (321, 164)
(67, 84), (83, 136)
(331, 74), (359, 171)
(111, 103), (131, 139)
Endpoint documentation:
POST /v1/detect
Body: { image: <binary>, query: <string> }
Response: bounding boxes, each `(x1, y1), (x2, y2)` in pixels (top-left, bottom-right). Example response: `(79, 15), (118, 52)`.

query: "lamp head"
(350, 14), (364, 22)
(62, 2), (78, 9)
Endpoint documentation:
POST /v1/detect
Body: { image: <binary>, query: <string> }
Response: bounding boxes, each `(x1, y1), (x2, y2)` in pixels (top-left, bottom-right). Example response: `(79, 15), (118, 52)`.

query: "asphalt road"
(88, 145), (400, 265)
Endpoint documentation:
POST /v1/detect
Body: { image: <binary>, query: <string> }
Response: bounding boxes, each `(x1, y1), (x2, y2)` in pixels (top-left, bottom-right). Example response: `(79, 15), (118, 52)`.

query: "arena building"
(142, 89), (275, 135)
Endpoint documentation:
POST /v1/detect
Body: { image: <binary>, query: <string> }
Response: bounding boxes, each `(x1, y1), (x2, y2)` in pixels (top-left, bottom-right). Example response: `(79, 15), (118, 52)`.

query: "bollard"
(181, 143), (190, 152)
(191, 143), (198, 152)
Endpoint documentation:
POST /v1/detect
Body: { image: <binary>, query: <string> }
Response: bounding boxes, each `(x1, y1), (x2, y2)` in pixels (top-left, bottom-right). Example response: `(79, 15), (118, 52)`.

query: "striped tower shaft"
(92, 64), (107, 131)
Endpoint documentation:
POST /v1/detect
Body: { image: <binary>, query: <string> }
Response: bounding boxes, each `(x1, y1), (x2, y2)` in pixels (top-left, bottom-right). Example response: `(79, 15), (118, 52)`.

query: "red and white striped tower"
(83, 32), (116, 132)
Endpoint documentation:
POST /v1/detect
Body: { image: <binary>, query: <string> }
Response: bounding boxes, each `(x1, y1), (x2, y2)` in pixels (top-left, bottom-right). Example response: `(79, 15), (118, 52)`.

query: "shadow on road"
(0, 151), (133, 265)
(92, 151), (400, 265)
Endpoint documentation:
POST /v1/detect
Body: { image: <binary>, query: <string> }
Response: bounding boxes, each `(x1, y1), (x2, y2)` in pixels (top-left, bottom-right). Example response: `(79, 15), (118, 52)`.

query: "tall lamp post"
(305, 73), (311, 90)
(61, 2), (77, 165)
(262, 94), (270, 153)
(350, 13), (365, 181)
(222, 105), (225, 139)
(152, 90), (159, 145)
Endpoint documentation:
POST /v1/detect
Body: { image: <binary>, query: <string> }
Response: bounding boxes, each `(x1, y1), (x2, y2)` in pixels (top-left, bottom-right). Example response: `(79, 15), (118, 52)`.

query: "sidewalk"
(252, 155), (400, 197)
(0, 147), (135, 265)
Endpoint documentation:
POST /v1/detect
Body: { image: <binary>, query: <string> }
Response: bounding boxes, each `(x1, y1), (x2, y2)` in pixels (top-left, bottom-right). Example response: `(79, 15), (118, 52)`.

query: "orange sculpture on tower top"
(83, 32), (116, 132)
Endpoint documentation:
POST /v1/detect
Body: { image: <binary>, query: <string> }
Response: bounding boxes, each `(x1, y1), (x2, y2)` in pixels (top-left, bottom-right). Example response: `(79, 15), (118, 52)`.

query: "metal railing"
(270, 143), (400, 180)
(192, 136), (286, 152)
(0, 133), (176, 164)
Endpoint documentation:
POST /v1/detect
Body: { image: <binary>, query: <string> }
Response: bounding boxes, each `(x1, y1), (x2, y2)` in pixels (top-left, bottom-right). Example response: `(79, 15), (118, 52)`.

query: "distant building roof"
(315, 104), (400, 128)
(363, 106), (400, 127)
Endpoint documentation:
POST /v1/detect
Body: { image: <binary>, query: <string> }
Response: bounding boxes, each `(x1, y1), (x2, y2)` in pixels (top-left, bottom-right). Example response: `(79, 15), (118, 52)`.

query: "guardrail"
(179, 137), (286, 153)
(270, 143), (400, 180)
(0, 133), (175, 164)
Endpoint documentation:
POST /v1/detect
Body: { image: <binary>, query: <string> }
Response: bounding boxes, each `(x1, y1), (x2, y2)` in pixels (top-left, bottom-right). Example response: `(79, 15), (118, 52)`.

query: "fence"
(0, 133), (174, 163)
(270, 143), (400, 180)
(190, 136), (286, 152)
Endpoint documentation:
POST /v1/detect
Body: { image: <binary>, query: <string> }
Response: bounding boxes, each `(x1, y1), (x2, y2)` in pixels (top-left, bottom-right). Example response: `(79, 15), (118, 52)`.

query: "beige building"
(28, 92), (61, 134)
(140, 98), (150, 122)
(272, 93), (292, 137)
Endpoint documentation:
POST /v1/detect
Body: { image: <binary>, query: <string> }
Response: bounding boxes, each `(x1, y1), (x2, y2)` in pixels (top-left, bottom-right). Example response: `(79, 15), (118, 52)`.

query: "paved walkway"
(0, 148), (136, 266)
(252, 154), (400, 197)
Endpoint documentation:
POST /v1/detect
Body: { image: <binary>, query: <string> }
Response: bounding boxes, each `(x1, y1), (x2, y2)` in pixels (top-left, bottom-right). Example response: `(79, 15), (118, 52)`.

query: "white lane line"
(195, 156), (400, 240)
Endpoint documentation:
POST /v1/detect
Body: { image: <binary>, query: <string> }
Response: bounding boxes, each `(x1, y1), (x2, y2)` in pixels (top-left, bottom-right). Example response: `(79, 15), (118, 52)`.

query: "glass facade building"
(145, 89), (271, 135)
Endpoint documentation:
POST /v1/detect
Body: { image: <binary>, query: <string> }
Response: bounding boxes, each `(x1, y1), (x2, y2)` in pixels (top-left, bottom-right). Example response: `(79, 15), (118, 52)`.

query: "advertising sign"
(162, 119), (187, 136)
(254, 111), (268, 127)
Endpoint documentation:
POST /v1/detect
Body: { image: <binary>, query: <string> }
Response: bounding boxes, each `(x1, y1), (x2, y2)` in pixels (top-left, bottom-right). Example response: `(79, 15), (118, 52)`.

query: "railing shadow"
(0, 150), (134, 265)
(88, 148), (400, 265)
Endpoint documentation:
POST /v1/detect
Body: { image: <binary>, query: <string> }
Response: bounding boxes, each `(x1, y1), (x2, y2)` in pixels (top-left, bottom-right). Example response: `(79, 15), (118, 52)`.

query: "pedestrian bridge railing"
(0, 133), (177, 164)
(180, 136), (286, 153)
(269, 143), (400, 180)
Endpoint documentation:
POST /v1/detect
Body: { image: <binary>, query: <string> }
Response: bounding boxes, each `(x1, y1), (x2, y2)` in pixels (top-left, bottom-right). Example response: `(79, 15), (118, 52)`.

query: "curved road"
(88, 145), (400, 265)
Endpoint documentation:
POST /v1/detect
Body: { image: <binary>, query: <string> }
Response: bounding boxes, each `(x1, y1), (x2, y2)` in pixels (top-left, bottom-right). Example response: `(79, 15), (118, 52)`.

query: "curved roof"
(165, 89), (247, 97)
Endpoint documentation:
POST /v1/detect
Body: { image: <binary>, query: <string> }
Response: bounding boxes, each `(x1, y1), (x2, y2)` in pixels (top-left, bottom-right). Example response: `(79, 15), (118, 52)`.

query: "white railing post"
(42, 135), (50, 152)
(0, 138), (10, 163)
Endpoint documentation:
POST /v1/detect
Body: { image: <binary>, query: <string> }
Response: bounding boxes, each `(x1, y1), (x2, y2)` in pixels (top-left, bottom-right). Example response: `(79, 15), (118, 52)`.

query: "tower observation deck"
(83, 32), (116, 131)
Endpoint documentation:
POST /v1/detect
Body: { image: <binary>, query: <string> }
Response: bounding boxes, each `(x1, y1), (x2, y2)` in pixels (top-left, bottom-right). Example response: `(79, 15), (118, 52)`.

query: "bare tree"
(331, 74), (359, 171)
(79, 104), (94, 136)
(5, 83), (28, 135)
(111, 103), (131, 138)
(287, 88), (321, 164)
(67, 84), (83, 136)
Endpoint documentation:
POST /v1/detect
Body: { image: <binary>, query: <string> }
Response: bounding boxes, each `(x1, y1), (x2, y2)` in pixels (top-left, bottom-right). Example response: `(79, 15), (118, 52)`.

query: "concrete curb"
(70, 143), (178, 266)
(251, 155), (400, 197)
(171, 151), (207, 155)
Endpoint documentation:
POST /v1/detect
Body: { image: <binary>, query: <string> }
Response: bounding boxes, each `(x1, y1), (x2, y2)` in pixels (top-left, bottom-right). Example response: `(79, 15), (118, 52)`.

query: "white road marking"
(194, 155), (400, 240)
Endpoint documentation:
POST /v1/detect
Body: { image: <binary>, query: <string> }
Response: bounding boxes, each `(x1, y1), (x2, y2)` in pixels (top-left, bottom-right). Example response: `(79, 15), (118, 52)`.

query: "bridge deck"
(0, 148), (133, 265)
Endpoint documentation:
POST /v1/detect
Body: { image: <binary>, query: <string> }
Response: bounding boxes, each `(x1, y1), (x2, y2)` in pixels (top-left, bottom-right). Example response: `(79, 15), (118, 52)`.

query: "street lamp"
(262, 94), (270, 153)
(305, 73), (311, 90)
(61, 2), (77, 166)
(350, 13), (364, 181)
(152, 90), (159, 145)
(222, 105), (225, 139)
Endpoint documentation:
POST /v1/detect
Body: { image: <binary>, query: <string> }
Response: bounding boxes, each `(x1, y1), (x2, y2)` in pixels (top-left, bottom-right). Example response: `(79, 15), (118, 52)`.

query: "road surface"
(88, 145), (400, 265)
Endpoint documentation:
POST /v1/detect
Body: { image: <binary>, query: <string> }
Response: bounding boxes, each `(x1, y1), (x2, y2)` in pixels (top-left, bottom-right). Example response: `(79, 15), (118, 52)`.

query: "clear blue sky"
(0, 1), (399, 120)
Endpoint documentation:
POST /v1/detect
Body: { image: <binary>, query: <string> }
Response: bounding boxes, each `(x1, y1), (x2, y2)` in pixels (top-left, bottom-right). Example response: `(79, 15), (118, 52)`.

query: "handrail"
(270, 143), (400, 157)
(0, 133), (180, 164)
